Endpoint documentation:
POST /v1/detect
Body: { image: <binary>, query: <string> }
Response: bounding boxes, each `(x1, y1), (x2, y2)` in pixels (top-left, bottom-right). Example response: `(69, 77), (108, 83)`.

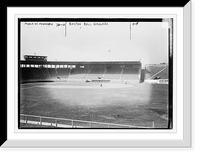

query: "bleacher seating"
(121, 68), (139, 80)
(68, 74), (87, 79)
(20, 62), (142, 82)
(159, 67), (168, 79)
(21, 68), (34, 80)
(68, 68), (87, 79)
(21, 68), (48, 80)
(104, 74), (120, 79)
(145, 66), (168, 79)
(86, 67), (105, 79)
(121, 74), (139, 80)
(57, 68), (70, 76)
(47, 68), (70, 79)
(103, 65), (121, 79)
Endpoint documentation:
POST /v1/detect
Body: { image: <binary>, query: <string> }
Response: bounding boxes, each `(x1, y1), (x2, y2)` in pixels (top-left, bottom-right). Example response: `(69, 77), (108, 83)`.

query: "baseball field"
(20, 80), (169, 128)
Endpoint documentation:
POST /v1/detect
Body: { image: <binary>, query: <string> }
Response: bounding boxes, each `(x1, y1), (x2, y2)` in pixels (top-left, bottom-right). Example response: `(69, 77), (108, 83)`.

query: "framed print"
(2, 1), (191, 148)
(18, 18), (172, 130)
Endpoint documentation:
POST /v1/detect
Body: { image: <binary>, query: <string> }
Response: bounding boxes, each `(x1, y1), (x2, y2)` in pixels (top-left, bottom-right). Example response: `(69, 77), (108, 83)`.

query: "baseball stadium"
(19, 55), (169, 129)
(19, 19), (172, 129)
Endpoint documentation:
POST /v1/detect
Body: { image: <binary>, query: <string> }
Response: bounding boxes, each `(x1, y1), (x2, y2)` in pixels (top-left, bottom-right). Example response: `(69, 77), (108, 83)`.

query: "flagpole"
(65, 22), (67, 37)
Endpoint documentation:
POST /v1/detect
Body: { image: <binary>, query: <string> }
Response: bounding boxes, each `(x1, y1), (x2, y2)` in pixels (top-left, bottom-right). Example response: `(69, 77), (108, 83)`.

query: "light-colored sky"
(21, 21), (168, 65)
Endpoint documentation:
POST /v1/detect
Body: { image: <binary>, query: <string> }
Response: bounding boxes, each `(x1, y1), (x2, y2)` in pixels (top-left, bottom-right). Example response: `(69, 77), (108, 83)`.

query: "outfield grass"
(20, 81), (169, 128)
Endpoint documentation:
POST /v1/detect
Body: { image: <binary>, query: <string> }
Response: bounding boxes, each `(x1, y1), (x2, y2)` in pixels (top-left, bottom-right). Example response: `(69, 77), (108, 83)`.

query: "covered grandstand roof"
(20, 60), (141, 65)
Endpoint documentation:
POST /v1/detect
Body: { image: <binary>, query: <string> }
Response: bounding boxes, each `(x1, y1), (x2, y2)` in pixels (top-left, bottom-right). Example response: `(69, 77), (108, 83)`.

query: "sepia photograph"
(19, 18), (173, 129)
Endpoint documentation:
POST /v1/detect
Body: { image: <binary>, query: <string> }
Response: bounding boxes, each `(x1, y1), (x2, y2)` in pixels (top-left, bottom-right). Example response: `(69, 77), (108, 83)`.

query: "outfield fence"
(20, 114), (154, 129)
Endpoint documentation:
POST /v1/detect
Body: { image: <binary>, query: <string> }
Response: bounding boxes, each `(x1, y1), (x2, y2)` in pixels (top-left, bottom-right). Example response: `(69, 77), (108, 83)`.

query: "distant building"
(24, 55), (47, 62)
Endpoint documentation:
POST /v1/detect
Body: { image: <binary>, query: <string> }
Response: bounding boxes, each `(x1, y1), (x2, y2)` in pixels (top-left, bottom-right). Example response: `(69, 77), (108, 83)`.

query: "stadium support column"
(139, 69), (145, 83)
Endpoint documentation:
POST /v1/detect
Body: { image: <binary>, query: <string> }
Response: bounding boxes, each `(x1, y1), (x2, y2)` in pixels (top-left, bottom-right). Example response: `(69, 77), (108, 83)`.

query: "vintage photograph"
(19, 18), (172, 129)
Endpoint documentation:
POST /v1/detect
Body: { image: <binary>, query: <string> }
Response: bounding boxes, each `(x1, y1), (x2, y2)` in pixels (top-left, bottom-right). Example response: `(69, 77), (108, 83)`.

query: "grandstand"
(20, 55), (142, 83)
(20, 55), (170, 85)
(144, 64), (168, 84)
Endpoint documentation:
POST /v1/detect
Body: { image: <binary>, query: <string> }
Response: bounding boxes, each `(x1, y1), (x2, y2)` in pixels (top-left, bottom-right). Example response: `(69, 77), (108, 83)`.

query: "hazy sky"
(21, 21), (168, 65)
